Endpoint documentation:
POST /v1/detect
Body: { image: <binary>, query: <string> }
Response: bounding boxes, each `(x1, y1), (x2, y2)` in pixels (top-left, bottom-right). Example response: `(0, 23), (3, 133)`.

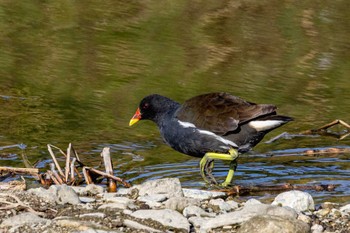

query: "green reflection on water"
(0, 0), (350, 201)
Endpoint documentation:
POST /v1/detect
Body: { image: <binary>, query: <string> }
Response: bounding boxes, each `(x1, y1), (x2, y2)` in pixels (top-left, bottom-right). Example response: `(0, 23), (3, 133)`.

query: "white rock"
(245, 198), (262, 206)
(133, 178), (183, 198)
(1, 212), (50, 228)
(79, 197), (96, 203)
(182, 188), (226, 200)
(311, 224), (324, 233)
(98, 202), (128, 210)
(79, 213), (106, 219)
(188, 216), (211, 229)
(127, 209), (190, 232)
(297, 213), (312, 224)
(117, 188), (132, 195)
(209, 198), (234, 213)
(138, 194), (168, 202)
(164, 197), (200, 212)
(272, 190), (315, 211)
(123, 219), (162, 232)
(183, 205), (216, 218)
(104, 196), (133, 206)
(28, 187), (57, 204)
(226, 200), (239, 210)
(340, 204), (350, 215)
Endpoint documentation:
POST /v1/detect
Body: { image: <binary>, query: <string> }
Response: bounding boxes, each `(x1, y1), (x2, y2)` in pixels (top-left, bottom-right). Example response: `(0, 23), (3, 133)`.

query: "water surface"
(0, 0), (350, 203)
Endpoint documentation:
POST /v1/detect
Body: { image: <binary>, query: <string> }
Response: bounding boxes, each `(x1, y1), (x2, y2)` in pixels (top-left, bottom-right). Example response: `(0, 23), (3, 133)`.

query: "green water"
(0, 0), (349, 203)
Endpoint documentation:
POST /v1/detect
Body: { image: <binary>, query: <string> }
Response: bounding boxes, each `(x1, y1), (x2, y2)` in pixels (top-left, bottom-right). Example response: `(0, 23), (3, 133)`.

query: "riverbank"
(0, 178), (349, 232)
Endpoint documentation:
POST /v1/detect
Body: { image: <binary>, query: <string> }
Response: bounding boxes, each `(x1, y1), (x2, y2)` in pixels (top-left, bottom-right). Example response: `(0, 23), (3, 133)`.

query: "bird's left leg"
(200, 148), (239, 186)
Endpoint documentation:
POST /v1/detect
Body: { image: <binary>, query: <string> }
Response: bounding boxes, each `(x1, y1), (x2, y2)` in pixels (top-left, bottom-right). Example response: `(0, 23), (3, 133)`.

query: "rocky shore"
(0, 178), (349, 233)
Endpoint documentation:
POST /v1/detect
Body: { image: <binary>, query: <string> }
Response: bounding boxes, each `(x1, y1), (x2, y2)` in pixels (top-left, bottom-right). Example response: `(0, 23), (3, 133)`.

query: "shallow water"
(0, 0), (350, 203)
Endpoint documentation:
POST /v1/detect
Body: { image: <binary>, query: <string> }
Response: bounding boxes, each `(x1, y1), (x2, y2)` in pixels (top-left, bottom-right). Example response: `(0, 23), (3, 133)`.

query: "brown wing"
(176, 92), (277, 135)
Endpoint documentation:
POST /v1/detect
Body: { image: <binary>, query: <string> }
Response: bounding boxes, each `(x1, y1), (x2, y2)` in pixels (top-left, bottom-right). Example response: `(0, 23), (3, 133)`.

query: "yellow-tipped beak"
(129, 108), (141, 126)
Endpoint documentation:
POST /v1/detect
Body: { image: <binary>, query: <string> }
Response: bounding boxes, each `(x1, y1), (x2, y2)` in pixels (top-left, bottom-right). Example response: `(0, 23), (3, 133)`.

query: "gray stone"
(164, 197), (201, 212)
(1, 212), (50, 228)
(272, 190), (315, 211)
(29, 185), (80, 205)
(183, 205), (216, 218)
(237, 215), (310, 233)
(84, 184), (104, 195)
(127, 209), (190, 232)
(54, 185), (81, 205)
(311, 224), (324, 233)
(200, 203), (298, 232)
(133, 178), (183, 198)
(123, 219), (162, 232)
(182, 188), (226, 200)
(28, 187), (57, 204)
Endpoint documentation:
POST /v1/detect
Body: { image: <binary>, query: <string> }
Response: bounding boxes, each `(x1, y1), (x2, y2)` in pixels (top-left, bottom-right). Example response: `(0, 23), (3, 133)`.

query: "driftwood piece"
(101, 147), (117, 192)
(47, 144), (65, 177)
(216, 183), (337, 196)
(84, 167), (131, 188)
(0, 167), (39, 176)
(0, 193), (45, 217)
(266, 119), (350, 143)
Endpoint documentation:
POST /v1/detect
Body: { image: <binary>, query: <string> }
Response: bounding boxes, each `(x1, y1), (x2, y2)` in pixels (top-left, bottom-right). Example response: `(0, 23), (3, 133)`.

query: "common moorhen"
(129, 92), (292, 186)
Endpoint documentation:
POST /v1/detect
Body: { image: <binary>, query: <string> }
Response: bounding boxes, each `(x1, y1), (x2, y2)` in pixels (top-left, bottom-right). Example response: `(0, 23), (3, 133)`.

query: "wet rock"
(0, 212), (50, 228)
(133, 178), (183, 198)
(237, 215), (310, 233)
(183, 205), (216, 218)
(126, 209), (190, 232)
(272, 190), (315, 211)
(164, 196), (200, 212)
(182, 188), (226, 200)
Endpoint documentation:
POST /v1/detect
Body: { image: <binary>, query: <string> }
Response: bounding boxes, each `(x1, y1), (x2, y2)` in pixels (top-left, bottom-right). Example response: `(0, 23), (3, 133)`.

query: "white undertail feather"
(178, 120), (238, 147)
(248, 120), (285, 131)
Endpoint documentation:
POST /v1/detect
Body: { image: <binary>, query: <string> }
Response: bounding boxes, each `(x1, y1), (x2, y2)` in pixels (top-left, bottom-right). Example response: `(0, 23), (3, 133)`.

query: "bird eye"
(142, 103), (149, 109)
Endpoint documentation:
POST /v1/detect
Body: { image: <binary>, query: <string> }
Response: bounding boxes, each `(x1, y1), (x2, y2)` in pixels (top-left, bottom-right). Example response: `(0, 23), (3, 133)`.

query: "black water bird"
(129, 92), (292, 186)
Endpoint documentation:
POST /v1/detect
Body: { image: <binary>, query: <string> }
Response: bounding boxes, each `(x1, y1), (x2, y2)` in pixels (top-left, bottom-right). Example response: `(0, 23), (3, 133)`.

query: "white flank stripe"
(178, 120), (196, 128)
(248, 120), (284, 131)
(178, 120), (237, 147)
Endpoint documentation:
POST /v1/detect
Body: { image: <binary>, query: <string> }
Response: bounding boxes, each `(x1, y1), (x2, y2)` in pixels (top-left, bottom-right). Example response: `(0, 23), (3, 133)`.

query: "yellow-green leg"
(199, 148), (238, 186)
